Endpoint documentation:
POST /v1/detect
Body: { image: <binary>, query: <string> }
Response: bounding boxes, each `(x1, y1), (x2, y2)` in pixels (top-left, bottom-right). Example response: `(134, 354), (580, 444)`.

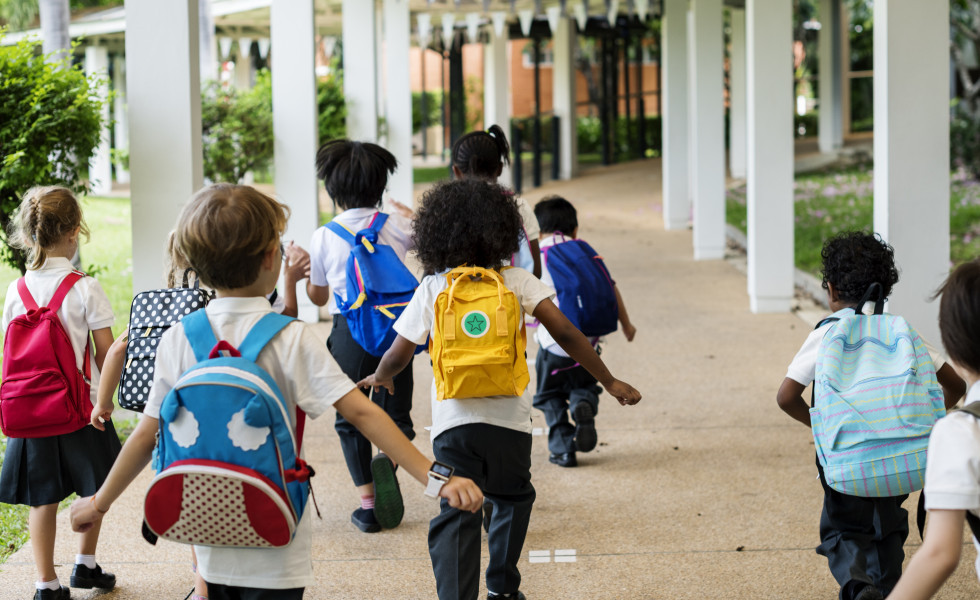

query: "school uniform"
(309, 208), (416, 486)
(144, 297), (357, 591)
(510, 195), (539, 273)
(922, 381), (980, 582)
(0, 257), (120, 506)
(785, 306), (947, 600)
(395, 267), (554, 600)
(533, 234), (604, 456)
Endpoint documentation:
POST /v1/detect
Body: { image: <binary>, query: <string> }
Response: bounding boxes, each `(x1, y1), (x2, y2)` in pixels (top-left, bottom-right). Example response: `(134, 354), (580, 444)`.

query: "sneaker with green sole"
(371, 453), (404, 529)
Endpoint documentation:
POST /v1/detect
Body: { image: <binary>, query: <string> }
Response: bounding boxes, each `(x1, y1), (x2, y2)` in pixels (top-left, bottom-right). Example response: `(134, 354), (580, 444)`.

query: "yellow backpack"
(430, 266), (529, 400)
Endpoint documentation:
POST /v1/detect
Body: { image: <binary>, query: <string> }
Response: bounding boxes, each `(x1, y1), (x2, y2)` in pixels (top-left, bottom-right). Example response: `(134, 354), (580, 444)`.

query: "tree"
(951, 1), (980, 176)
(201, 70), (274, 184)
(0, 36), (107, 273)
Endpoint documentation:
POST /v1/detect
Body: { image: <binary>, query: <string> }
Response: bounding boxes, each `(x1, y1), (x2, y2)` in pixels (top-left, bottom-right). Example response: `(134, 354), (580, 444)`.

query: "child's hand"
(284, 242), (311, 283)
(91, 400), (113, 431)
(440, 476), (484, 512)
(70, 495), (107, 533)
(386, 198), (415, 220)
(621, 322), (637, 342)
(356, 373), (394, 395)
(604, 379), (641, 406)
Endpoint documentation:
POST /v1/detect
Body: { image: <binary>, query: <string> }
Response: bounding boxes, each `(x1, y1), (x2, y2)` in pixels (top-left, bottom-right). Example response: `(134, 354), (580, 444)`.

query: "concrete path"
(2, 159), (977, 599)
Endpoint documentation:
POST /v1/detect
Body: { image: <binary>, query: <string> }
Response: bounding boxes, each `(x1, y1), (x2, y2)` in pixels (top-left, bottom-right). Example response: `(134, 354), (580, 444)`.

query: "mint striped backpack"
(810, 283), (946, 498)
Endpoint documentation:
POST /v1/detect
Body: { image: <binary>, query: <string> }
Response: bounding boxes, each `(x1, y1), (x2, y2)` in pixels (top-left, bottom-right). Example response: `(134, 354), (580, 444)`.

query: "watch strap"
(424, 474), (446, 498)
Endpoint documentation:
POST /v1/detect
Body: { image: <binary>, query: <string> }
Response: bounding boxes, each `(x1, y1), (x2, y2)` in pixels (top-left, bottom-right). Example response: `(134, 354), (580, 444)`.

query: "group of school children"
(0, 125), (641, 600)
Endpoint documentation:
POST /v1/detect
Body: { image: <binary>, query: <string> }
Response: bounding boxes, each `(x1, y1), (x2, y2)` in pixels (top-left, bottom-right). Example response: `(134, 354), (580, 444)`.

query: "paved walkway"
(2, 159), (977, 599)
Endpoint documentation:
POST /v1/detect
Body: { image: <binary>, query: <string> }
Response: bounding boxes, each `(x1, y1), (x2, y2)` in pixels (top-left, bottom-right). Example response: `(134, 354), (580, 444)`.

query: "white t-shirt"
(393, 268), (554, 440)
(534, 234), (602, 358)
(308, 208), (413, 314)
(923, 381), (980, 581)
(2, 257), (114, 405)
(510, 195), (540, 273)
(143, 297), (357, 589)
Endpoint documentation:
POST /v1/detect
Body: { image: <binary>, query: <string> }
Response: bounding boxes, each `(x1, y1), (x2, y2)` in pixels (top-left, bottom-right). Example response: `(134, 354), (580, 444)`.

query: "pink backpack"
(0, 272), (91, 438)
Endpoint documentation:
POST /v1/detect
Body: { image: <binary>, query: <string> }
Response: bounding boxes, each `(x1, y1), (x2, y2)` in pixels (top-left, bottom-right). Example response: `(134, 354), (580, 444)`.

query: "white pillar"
(344, 0), (379, 141)
(234, 39), (253, 89)
(746, 0), (793, 313)
(553, 15), (579, 181)
(126, 0), (202, 294)
(662, 0), (690, 230)
(485, 28), (512, 186)
(873, 1), (949, 345)
(271, 0), (319, 323)
(85, 45), (112, 196)
(199, 0), (217, 83)
(818, 0), (843, 153)
(112, 53), (130, 185)
(383, 0), (414, 207)
(689, 0), (725, 260)
(729, 8), (747, 180)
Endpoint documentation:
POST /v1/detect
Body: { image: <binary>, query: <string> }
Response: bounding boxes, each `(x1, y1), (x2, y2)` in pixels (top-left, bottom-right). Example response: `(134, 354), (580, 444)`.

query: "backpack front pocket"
(0, 370), (74, 435)
(438, 344), (519, 399)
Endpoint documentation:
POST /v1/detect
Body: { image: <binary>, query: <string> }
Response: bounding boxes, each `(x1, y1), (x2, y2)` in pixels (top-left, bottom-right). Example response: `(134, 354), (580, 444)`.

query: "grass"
(726, 163), (980, 276)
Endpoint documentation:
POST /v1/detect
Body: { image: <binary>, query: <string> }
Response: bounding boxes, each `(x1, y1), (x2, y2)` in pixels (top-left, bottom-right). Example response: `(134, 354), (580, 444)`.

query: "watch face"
(430, 462), (454, 478)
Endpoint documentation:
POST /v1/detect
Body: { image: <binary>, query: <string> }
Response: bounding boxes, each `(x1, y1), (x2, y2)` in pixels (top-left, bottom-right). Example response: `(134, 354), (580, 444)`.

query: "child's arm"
(91, 326), (115, 372)
(281, 242), (311, 318)
(886, 509), (964, 599)
(357, 335), (418, 394)
(306, 281), (330, 307)
(70, 415), (159, 532)
(532, 298), (641, 405)
(333, 388), (483, 511)
(91, 331), (128, 430)
(936, 363), (967, 410)
(776, 378), (811, 427)
(529, 239), (542, 279)
(614, 284), (636, 342)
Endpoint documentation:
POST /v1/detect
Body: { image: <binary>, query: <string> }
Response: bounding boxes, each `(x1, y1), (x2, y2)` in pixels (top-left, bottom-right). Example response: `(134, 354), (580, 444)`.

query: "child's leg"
(533, 349), (575, 455)
(191, 547), (209, 599)
(815, 466), (879, 599)
(29, 503), (59, 583)
(205, 583), (304, 599)
(483, 429), (534, 597)
(867, 495), (910, 596)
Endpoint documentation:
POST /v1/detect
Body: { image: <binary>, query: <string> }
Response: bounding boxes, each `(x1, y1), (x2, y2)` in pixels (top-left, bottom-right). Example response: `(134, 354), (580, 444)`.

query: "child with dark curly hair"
(358, 179), (641, 600)
(776, 231), (964, 600)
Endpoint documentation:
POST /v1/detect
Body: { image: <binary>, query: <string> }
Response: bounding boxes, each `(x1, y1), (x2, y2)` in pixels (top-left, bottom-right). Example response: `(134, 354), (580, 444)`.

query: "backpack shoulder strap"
(181, 309), (218, 363)
(815, 316), (840, 330)
(16, 278), (37, 311)
(367, 212), (388, 232)
(238, 312), (294, 362)
(952, 403), (980, 542)
(325, 219), (356, 245)
(46, 271), (84, 313)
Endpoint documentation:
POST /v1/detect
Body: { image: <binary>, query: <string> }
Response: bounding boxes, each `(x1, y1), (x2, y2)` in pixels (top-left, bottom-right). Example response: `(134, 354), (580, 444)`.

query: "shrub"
(201, 70), (274, 184)
(412, 90), (443, 134)
(317, 69), (346, 143)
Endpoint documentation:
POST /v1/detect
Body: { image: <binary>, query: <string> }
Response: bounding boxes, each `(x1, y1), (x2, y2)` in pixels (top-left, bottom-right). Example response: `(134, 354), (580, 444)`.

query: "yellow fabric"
(430, 266), (529, 400)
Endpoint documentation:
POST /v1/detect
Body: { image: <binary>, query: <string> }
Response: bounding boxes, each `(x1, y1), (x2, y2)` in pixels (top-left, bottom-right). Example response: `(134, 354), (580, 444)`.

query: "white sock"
(75, 553), (96, 569)
(35, 579), (60, 591)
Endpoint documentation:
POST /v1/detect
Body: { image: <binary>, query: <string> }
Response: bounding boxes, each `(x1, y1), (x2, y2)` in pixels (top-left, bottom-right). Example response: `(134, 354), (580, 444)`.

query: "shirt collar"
(206, 296), (274, 314)
(966, 380), (980, 405)
(38, 257), (73, 271)
(338, 207), (379, 219)
(539, 234), (569, 249)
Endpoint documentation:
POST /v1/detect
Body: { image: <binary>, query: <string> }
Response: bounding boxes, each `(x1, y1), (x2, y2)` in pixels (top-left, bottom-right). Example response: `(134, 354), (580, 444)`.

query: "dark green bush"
(412, 90), (443, 134)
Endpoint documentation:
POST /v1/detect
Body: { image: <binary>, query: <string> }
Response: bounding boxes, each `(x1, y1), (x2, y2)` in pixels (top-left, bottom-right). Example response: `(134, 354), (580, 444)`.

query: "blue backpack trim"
(543, 237), (619, 337)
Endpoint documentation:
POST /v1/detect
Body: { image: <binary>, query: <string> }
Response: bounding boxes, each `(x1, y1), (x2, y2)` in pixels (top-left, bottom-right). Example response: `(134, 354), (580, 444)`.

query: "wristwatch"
(424, 461), (455, 498)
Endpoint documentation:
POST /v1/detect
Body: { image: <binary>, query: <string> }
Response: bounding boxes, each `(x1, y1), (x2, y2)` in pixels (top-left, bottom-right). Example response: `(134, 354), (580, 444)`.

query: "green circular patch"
(462, 310), (490, 338)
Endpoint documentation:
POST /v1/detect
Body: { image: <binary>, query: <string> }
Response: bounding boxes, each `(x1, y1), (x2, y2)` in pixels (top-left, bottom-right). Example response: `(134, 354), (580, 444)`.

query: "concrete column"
(383, 0), (414, 207)
(234, 38), (253, 89)
(85, 45), (112, 196)
(199, 0), (217, 83)
(484, 28), (512, 185)
(818, 0), (843, 153)
(661, 0), (690, 230)
(689, 0), (725, 260)
(746, 0), (793, 313)
(728, 8), (746, 180)
(553, 15), (579, 181)
(343, 0), (378, 141)
(112, 53), (130, 185)
(873, 1), (949, 345)
(271, 0), (319, 323)
(126, 0), (202, 294)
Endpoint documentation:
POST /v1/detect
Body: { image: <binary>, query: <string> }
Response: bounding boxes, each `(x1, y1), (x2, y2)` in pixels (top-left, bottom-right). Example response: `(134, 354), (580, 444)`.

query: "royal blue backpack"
(811, 284), (946, 498)
(143, 310), (314, 548)
(326, 213), (420, 357)
(542, 235), (619, 337)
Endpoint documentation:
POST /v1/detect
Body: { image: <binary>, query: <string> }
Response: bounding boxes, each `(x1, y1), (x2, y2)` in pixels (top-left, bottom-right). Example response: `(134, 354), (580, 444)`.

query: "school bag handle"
(856, 282), (885, 315)
(443, 266), (509, 341)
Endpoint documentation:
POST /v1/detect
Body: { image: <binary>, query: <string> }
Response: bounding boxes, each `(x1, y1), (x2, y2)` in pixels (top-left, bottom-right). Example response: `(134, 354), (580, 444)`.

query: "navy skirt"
(0, 420), (122, 507)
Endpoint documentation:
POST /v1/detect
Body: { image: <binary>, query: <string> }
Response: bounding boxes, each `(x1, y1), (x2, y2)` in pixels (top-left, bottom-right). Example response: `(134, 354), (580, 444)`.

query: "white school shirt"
(308, 208), (413, 314)
(534, 234), (602, 358)
(393, 267), (554, 440)
(923, 381), (980, 581)
(143, 297), (357, 589)
(2, 257), (114, 405)
(510, 195), (540, 273)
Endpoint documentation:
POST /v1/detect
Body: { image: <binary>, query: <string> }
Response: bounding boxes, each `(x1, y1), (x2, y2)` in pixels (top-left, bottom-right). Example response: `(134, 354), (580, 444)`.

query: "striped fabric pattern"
(811, 311), (945, 497)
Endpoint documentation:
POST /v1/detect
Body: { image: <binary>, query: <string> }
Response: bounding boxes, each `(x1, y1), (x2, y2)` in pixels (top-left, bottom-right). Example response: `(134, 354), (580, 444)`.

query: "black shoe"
(488, 592), (526, 600)
(853, 586), (883, 600)
(70, 563), (115, 589)
(549, 452), (577, 467)
(371, 453), (404, 529)
(482, 500), (493, 533)
(33, 587), (70, 600)
(351, 507), (381, 533)
(572, 402), (597, 452)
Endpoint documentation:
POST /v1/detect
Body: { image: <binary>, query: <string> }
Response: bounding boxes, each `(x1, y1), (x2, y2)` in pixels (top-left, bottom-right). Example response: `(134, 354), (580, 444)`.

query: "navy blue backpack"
(542, 235), (619, 337)
(326, 213), (420, 357)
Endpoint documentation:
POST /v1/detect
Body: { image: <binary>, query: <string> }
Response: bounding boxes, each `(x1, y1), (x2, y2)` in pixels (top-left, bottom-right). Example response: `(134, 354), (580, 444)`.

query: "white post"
(818, 0), (843, 153)
(234, 38), (253, 89)
(271, 0), (319, 323)
(383, 0), (414, 207)
(126, 0), (202, 294)
(112, 53), (130, 185)
(484, 27), (513, 185)
(553, 14), (578, 181)
(344, 0), (379, 141)
(662, 0), (690, 230)
(85, 45), (112, 196)
(729, 8), (747, 180)
(873, 1), (949, 345)
(746, 0), (793, 313)
(689, 0), (725, 260)
(199, 0), (217, 83)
